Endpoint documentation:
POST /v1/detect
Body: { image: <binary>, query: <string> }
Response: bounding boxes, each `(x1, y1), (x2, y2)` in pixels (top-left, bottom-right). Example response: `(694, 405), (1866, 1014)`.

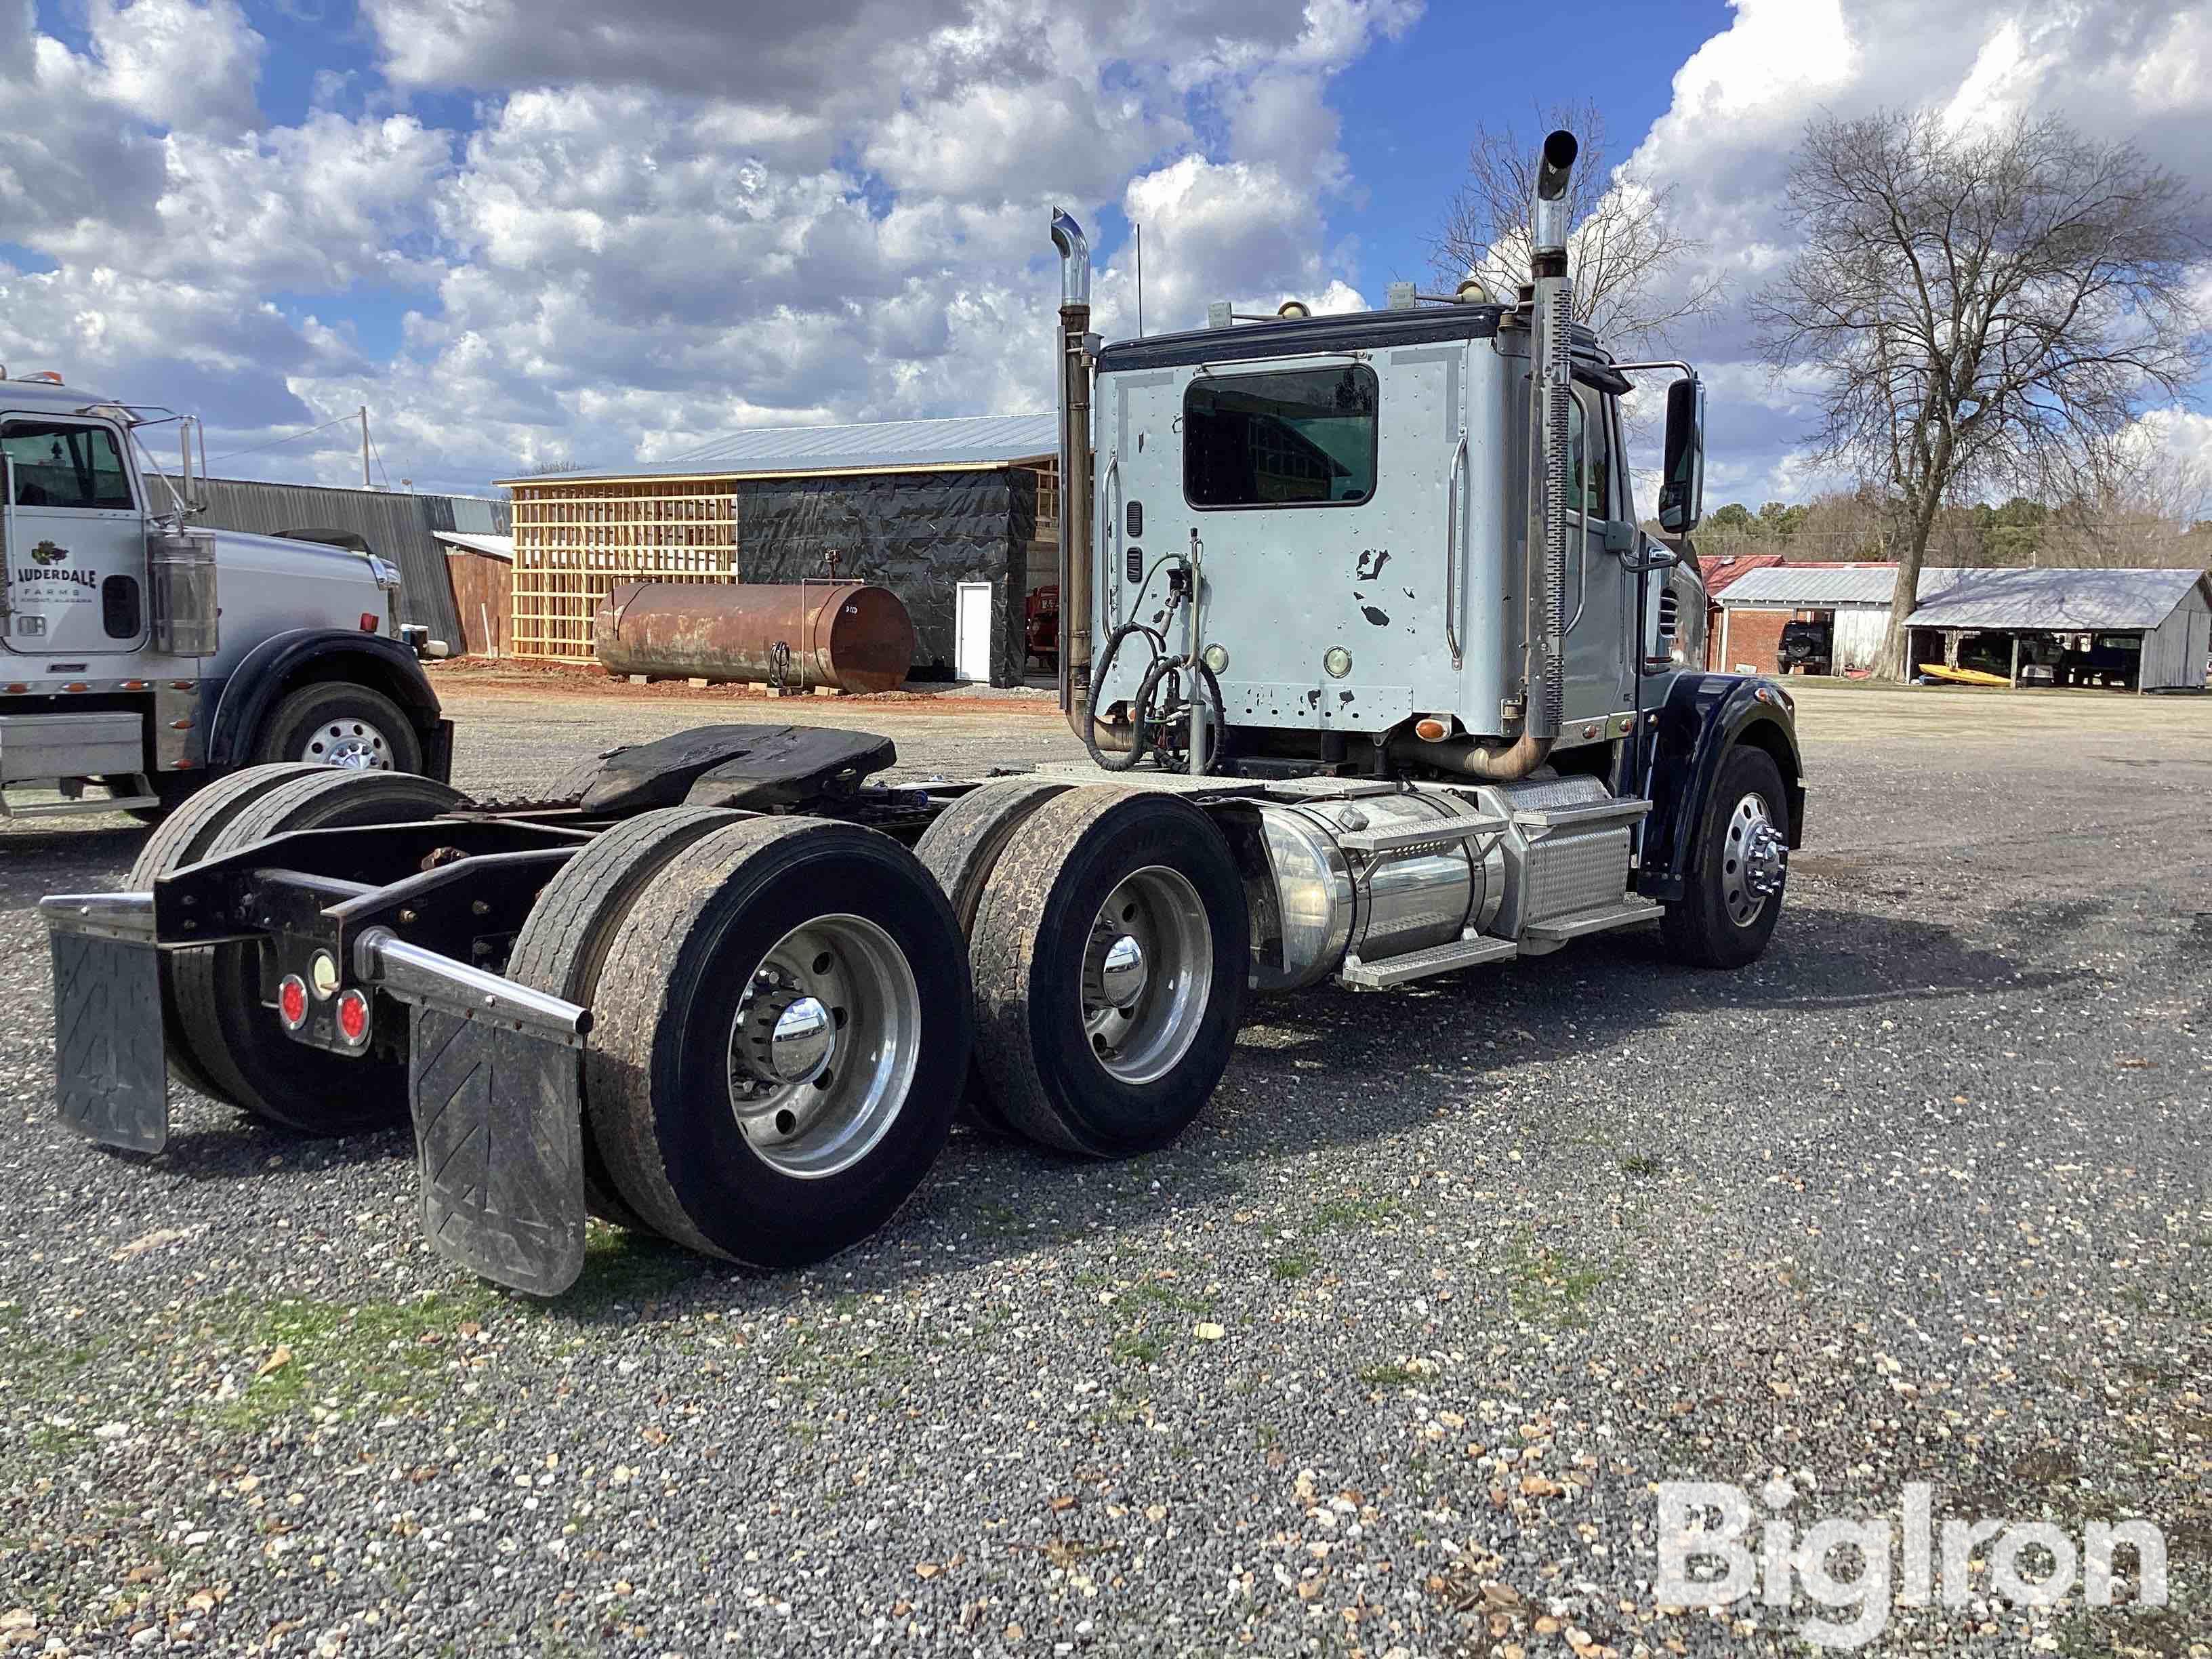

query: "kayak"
(1916, 662), (2011, 686)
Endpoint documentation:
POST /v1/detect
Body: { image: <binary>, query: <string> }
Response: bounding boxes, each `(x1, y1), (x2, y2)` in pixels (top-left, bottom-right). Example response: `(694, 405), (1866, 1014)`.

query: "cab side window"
(2, 421), (136, 510)
(1566, 390), (1610, 520)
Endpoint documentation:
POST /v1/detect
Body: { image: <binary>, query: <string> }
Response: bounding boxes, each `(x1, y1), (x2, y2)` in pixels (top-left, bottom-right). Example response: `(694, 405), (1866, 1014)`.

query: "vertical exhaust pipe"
(1050, 209), (1094, 725)
(1525, 128), (1577, 746)
(1395, 129), (1576, 782)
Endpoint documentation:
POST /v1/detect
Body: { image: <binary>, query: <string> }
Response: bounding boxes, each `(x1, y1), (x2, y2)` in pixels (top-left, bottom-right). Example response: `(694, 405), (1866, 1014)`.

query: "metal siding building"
(155, 474), (510, 645)
(1715, 563), (2212, 689)
(498, 414), (1060, 684)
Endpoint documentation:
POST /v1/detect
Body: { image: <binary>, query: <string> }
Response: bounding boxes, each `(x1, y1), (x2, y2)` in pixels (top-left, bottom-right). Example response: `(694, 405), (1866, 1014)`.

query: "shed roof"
(1697, 552), (1785, 595)
(1714, 563), (1931, 608)
(502, 412), (1058, 487)
(1715, 561), (2210, 629)
(1904, 566), (2209, 630)
(435, 531), (514, 562)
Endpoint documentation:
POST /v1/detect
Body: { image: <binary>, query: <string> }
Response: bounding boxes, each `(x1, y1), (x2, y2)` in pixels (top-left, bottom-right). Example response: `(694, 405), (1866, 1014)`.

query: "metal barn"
(499, 415), (1060, 686)
(1715, 563), (2212, 689)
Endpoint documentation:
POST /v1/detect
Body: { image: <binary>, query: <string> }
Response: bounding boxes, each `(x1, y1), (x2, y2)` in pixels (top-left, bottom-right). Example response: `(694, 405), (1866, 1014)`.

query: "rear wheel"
(506, 805), (745, 1232)
(127, 762), (325, 1107)
(968, 787), (1248, 1158)
(1660, 744), (1789, 969)
(586, 817), (970, 1269)
(171, 768), (466, 1133)
(914, 777), (1072, 1134)
(253, 680), (424, 773)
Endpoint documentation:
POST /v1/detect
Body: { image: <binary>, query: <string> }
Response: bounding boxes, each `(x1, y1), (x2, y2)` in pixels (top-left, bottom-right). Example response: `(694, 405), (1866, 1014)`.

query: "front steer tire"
(584, 817), (972, 1270)
(252, 680), (424, 774)
(1660, 743), (1788, 970)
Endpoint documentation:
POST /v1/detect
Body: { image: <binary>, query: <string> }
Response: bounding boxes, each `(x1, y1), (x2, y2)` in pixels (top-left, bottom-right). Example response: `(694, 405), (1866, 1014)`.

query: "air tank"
(593, 581), (918, 695)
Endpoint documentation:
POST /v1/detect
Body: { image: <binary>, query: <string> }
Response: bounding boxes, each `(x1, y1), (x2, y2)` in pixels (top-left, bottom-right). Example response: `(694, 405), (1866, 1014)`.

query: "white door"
(954, 581), (993, 682)
(3, 415), (148, 655)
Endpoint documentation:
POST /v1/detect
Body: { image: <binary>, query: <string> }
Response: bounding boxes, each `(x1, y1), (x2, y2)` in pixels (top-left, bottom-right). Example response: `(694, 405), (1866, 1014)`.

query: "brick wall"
(1717, 609), (1788, 674)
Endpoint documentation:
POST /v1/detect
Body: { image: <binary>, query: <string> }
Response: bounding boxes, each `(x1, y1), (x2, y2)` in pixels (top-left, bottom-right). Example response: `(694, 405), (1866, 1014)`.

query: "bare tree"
(1431, 99), (1724, 354)
(1755, 108), (2210, 676)
(2039, 432), (2212, 567)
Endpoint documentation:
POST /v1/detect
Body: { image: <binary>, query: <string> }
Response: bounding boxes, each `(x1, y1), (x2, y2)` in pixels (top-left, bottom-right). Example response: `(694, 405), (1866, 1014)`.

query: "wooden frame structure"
(508, 476), (739, 663)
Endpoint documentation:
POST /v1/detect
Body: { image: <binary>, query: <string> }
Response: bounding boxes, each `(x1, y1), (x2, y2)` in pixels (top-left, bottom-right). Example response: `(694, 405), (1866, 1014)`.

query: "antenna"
(1134, 224), (1144, 338)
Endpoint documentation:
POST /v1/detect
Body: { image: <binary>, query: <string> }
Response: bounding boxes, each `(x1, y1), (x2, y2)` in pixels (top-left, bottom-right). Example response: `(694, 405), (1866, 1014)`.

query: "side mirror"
(1659, 376), (1705, 535)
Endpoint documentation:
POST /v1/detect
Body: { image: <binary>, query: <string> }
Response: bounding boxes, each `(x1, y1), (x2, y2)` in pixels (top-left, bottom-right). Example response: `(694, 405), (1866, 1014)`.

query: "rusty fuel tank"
(594, 581), (917, 695)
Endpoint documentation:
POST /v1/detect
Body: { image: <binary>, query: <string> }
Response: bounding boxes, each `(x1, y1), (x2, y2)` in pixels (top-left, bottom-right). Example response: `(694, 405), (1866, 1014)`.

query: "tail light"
(276, 975), (309, 1031)
(335, 988), (372, 1048)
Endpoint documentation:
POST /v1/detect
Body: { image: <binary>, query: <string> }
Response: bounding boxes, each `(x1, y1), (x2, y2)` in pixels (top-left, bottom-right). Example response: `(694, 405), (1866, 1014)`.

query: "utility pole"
(360, 406), (372, 489)
(1134, 224), (1144, 338)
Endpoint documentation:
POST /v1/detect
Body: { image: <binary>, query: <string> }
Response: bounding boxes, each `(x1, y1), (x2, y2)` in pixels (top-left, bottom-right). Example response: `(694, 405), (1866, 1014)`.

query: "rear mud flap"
(408, 1008), (588, 1297)
(49, 932), (169, 1153)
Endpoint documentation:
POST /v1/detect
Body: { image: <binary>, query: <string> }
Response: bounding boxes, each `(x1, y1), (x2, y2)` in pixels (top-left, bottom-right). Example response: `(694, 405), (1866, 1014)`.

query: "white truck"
(1, 371), (451, 819)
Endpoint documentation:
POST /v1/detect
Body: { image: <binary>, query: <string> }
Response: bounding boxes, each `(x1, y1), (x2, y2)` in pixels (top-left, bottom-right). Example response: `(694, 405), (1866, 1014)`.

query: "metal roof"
(1714, 564), (1938, 608)
(505, 412), (1059, 486)
(1715, 561), (2210, 629)
(435, 531), (514, 562)
(1904, 566), (2209, 630)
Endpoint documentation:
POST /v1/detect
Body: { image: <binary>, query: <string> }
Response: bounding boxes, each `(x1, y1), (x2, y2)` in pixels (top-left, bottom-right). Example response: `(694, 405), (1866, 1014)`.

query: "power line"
(207, 413), (354, 466)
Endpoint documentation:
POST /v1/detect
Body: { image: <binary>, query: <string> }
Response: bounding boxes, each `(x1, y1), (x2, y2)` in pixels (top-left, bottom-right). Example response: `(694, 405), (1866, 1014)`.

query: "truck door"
(1558, 386), (1634, 721)
(2, 416), (149, 655)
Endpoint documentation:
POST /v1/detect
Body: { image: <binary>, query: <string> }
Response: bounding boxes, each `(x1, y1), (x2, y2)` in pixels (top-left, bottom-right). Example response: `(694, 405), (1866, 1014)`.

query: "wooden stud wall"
(510, 477), (738, 663)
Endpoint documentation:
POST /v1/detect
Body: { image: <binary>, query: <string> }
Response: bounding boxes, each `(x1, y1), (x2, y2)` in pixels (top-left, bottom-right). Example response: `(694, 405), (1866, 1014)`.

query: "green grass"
(1311, 1195), (1401, 1233)
(1618, 1153), (1664, 1179)
(1269, 1254), (1313, 1282)
(1358, 1362), (1426, 1388)
(1506, 1235), (1609, 1327)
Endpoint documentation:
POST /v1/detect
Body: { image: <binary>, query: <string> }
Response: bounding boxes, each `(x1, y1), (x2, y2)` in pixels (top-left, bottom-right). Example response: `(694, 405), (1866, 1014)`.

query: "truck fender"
(1635, 672), (1805, 904)
(208, 629), (453, 782)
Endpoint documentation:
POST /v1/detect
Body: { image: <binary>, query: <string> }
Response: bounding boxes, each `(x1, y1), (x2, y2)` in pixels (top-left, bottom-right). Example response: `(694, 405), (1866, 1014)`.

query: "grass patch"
(1358, 1362), (1426, 1388)
(550, 1224), (704, 1315)
(1270, 1254), (1313, 1282)
(1506, 1235), (1608, 1327)
(1311, 1195), (1401, 1233)
(214, 1288), (497, 1429)
(1618, 1153), (1664, 1179)
(1112, 1332), (1163, 1366)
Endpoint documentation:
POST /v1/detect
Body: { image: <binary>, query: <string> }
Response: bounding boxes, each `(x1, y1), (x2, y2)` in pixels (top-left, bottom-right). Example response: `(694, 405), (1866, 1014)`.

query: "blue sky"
(2, 0), (2207, 507)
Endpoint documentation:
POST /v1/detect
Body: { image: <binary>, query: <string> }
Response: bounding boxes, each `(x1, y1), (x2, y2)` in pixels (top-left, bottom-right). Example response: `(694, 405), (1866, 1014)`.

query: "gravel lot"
(2, 682), (2207, 1658)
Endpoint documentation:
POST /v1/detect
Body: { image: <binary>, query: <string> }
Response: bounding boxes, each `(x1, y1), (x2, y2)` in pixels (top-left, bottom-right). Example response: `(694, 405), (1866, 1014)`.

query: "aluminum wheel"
(301, 718), (394, 770)
(1719, 791), (1787, 929)
(1080, 865), (1214, 1086)
(726, 914), (921, 1179)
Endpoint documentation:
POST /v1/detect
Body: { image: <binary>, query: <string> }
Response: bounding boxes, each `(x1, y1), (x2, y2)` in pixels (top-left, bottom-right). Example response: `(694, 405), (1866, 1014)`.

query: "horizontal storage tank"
(593, 581), (917, 695)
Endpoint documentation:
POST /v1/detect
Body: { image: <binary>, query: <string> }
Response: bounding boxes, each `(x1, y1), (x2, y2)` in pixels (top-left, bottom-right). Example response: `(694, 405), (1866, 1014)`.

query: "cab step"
(1521, 897), (1664, 945)
(1338, 933), (1518, 990)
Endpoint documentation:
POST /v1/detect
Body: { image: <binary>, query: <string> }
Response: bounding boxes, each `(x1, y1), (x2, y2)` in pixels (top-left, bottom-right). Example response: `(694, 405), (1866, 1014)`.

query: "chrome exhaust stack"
(1050, 209), (1095, 726)
(1399, 129), (1577, 783)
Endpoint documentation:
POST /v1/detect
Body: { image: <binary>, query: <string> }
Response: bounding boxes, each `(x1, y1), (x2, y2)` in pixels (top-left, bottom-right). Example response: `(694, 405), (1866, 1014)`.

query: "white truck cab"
(0, 372), (451, 819)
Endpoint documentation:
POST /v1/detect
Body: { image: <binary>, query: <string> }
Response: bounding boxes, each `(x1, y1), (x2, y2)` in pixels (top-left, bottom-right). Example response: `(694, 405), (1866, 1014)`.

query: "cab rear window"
(1184, 365), (1378, 509)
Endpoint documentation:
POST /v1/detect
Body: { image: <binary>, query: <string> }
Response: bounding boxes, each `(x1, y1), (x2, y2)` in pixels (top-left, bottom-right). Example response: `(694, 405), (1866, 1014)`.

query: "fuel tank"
(593, 581), (917, 695)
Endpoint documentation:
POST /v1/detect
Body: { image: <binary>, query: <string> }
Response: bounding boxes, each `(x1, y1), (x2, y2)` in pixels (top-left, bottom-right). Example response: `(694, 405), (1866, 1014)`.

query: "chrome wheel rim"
(1720, 792), (1786, 928)
(726, 914), (920, 1179)
(1082, 865), (1212, 1085)
(302, 718), (394, 770)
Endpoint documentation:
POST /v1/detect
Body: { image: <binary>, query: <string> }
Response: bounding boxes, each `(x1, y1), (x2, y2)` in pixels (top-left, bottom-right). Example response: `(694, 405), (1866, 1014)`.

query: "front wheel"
(1660, 745), (1790, 969)
(253, 680), (424, 773)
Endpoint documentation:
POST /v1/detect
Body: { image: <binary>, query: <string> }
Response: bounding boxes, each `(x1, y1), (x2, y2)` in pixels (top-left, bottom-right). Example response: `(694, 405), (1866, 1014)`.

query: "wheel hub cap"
(304, 719), (392, 771)
(1091, 933), (1148, 1009)
(1719, 792), (1786, 928)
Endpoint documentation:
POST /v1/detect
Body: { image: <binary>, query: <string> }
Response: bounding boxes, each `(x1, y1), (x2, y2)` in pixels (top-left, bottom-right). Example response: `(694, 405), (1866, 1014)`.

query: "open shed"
(1713, 563), (2211, 690)
(498, 414), (1059, 686)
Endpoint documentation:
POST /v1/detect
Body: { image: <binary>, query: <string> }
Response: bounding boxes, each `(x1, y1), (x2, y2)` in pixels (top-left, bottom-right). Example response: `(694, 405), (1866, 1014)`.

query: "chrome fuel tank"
(1252, 785), (1502, 991)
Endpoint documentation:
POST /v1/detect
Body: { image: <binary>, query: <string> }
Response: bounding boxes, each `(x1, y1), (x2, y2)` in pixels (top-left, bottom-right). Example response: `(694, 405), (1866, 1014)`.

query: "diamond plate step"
(1521, 898), (1664, 944)
(1337, 933), (1519, 989)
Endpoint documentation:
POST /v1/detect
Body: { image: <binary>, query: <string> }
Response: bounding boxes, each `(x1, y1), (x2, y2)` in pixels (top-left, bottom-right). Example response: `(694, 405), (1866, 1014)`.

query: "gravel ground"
(1, 684), (2207, 1658)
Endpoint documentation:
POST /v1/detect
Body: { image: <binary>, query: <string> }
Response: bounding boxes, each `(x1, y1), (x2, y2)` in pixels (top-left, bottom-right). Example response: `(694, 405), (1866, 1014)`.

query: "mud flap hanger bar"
(351, 926), (590, 1046)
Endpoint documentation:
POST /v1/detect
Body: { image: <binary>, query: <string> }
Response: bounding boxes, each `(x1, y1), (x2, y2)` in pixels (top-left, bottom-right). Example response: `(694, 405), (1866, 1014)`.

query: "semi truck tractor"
(0, 373), (451, 819)
(41, 132), (1801, 1296)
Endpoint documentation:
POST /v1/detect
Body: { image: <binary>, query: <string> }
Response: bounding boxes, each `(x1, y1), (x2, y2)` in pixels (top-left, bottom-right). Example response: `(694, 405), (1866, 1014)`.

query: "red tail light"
(335, 988), (371, 1046)
(277, 975), (309, 1031)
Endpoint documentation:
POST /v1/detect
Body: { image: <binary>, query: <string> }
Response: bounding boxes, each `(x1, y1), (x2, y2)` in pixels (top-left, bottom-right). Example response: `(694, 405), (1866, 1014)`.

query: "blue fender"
(1635, 672), (1805, 903)
(207, 629), (451, 781)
